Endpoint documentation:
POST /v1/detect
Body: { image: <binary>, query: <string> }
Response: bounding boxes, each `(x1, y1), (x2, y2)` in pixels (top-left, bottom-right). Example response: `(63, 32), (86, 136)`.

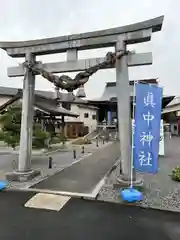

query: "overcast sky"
(0, 0), (179, 98)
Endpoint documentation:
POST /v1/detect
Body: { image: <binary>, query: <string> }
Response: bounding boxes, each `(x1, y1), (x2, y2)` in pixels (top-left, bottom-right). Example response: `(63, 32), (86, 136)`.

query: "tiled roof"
(88, 79), (174, 108)
(91, 79), (158, 102)
(0, 86), (87, 104)
(0, 90), (79, 117)
(166, 96), (180, 107)
(34, 95), (79, 117)
(0, 86), (18, 96)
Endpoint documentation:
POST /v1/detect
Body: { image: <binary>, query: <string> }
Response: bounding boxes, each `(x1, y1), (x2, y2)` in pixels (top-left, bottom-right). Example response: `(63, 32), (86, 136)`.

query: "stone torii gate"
(0, 16), (164, 182)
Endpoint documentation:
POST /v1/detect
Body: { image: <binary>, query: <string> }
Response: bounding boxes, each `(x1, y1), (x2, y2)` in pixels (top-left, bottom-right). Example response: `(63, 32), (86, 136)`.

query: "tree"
(0, 104), (50, 149)
(0, 105), (21, 149)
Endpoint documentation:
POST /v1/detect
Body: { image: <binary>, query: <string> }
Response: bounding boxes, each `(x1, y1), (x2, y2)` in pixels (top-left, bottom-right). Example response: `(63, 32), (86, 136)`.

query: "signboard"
(107, 111), (112, 124)
(133, 84), (163, 173)
(159, 119), (164, 155)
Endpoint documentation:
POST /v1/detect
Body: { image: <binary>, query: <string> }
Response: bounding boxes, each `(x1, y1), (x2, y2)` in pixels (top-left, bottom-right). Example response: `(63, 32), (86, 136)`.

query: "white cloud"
(0, 0), (179, 98)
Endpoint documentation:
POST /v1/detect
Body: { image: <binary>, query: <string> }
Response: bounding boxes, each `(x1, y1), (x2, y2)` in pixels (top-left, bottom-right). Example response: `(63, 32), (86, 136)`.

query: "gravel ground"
(98, 136), (180, 212)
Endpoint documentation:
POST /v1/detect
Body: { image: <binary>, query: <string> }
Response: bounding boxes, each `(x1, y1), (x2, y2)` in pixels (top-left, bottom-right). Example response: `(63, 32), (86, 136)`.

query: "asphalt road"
(0, 191), (180, 240)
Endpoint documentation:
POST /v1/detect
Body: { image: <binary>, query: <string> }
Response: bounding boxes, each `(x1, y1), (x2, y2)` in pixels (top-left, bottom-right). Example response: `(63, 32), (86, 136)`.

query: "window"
(84, 113), (89, 118)
(174, 125), (177, 131)
(92, 114), (96, 120)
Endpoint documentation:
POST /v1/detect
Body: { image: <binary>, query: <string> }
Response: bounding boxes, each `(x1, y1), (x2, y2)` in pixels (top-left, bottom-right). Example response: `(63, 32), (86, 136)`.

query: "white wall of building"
(64, 104), (98, 131)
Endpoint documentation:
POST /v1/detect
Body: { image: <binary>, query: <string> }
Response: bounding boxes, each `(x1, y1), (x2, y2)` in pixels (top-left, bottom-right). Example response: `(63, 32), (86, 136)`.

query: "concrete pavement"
(0, 141), (111, 190)
(0, 141), (109, 174)
(31, 142), (120, 196)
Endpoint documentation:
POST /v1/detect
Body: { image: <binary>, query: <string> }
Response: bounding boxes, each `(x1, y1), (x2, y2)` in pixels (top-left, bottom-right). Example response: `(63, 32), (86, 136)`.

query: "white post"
(18, 53), (35, 172)
(115, 38), (133, 181)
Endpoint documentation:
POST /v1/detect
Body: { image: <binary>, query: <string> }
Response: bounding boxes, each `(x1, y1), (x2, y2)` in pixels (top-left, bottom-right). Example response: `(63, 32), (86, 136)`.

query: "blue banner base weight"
(120, 187), (143, 202)
(0, 181), (8, 190)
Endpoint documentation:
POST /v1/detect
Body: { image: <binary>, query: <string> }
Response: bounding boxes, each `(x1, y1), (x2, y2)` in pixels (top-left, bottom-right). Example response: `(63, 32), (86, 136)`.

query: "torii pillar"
(0, 16), (164, 182)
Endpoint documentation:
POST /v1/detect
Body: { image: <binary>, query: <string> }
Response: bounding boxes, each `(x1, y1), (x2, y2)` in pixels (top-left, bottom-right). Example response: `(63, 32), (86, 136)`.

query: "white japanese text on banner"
(133, 84), (163, 173)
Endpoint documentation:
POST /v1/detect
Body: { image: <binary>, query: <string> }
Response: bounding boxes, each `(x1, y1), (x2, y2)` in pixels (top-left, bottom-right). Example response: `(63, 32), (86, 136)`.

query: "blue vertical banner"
(133, 83), (163, 173)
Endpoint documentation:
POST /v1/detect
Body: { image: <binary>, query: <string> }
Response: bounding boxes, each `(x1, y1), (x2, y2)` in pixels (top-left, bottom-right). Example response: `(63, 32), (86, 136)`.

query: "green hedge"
(32, 130), (50, 149)
(72, 138), (92, 145)
(172, 166), (180, 181)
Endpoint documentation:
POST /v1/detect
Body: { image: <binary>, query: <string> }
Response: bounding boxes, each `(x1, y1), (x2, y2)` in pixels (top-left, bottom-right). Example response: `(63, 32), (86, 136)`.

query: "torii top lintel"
(0, 16), (164, 57)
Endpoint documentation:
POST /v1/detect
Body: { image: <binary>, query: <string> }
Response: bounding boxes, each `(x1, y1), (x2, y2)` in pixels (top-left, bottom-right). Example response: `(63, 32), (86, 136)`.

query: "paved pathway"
(31, 143), (120, 194)
(0, 141), (109, 172)
(0, 191), (180, 240)
(0, 141), (110, 189)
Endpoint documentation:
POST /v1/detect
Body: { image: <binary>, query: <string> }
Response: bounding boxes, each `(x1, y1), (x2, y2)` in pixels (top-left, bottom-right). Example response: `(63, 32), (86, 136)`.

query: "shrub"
(72, 138), (92, 145)
(171, 166), (180, 181)
(0, 104), (53, 149)
(0, 131), (5, 141)
(51, 136), (60, 144)
(0, 105), (21, 148)
(33, 129), (50, 149)
(57, 133), (67, 143)
(2, 131), (19, 149)
(84, 139), (92, 144)
(33, 123), (51, 148)
(51, 134), (67, 144)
